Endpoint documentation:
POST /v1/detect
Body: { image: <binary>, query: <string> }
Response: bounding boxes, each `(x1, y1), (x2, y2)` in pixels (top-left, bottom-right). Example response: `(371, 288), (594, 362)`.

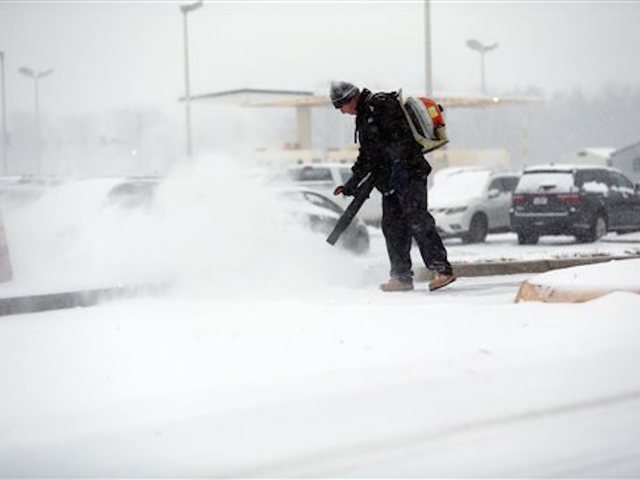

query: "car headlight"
(445, 206), (467, 215)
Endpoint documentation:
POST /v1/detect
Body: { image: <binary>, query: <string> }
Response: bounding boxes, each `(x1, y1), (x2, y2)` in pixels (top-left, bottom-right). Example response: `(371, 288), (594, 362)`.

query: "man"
(330, 81), (456, 292)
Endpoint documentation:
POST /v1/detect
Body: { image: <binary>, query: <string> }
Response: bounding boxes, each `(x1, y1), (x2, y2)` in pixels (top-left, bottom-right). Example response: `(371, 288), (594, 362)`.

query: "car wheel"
(352, 230), (370, 254)
(463, 213), (488, 243)
(578, 214), (607, 243)
(517, 231), (539, 245)
(341, 228), (370, 255)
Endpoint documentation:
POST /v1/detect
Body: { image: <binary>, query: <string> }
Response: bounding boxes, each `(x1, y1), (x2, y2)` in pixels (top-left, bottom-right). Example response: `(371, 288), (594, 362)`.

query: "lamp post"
(180, 0), (203, 159)
(466, 38), (498, 95)
(424, 0), (432, 97)
(18, 65), (53, 174)
(0, 51), (7, 175)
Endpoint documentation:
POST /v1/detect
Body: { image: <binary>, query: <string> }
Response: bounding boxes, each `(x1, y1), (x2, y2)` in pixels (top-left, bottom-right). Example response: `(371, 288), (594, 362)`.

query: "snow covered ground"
(0, 156), (639, 477)
(368, 228), (640, 267)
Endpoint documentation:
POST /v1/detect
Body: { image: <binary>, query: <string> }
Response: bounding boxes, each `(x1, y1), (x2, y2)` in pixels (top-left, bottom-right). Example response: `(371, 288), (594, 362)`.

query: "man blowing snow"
(330, 81), (456, 292)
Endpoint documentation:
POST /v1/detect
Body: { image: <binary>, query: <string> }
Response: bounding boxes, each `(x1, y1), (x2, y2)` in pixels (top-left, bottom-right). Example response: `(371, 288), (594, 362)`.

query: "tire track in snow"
(227, 389), (640, 477)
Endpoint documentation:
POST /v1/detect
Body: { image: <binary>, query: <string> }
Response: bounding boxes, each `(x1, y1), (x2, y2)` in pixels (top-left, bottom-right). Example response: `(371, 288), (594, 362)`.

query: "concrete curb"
(0, 284), (168, 317)
(416, 254), (640, 280)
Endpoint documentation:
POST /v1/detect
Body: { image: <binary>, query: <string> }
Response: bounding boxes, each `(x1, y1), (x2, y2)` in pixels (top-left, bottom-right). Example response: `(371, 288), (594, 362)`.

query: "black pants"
(381, 176), (452, 282)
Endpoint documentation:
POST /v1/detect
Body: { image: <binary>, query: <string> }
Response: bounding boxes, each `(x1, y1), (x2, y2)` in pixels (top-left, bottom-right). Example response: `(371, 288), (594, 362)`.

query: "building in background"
(561, 147), (615, 166)
(609, 140), (640, 184)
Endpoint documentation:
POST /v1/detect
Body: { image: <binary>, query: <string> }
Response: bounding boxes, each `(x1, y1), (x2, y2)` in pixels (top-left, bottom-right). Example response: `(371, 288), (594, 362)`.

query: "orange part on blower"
(418, 97), (445, 128)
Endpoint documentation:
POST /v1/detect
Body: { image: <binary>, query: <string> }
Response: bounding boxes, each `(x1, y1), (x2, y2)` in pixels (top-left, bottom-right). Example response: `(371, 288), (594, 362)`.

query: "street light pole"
(18, 66), (53, 174)
(180, 0), (203, 159)
(466, 39), (499, 95)
(0, 51), (7, 175)
(424, 0), (432, 97)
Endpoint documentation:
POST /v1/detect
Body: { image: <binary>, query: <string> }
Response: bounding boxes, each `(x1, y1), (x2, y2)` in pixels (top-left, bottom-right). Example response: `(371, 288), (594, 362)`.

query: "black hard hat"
(330, 81), (359, 108)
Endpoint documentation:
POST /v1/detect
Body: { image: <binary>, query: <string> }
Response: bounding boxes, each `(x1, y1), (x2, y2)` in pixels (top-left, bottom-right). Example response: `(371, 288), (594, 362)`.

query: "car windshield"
(516, 171), (575, 192)
(339, 167), (352, 184)
(300, 191), (343, 215)
(430, 169), (491, 201)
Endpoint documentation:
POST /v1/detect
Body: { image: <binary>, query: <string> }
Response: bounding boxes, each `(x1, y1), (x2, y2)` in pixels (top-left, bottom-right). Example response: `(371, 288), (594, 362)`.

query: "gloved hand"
(342, 178), (359, 196)
(333, 183), (357, 197)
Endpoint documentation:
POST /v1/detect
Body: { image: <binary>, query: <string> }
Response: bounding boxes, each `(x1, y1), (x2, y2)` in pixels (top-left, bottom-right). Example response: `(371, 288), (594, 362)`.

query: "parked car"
(0, 175), (62, 210)
(277, 186), (370, 254)
(428, 167), (520, 243)
(277, 163), (383, 226)
(510, 164), (640, 244)
(104, 176), (161, 210)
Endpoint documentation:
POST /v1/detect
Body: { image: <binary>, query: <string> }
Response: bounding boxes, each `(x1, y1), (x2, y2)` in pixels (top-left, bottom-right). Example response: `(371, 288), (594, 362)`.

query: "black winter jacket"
(344, 88), (431, 195)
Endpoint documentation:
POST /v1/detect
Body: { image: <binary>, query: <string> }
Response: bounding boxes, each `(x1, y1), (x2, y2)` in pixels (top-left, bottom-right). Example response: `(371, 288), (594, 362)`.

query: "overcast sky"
(1, 1), (639, 118)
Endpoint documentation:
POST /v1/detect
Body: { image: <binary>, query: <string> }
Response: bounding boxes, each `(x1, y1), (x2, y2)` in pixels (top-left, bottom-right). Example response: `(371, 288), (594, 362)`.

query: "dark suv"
(510, 165), (640, 244)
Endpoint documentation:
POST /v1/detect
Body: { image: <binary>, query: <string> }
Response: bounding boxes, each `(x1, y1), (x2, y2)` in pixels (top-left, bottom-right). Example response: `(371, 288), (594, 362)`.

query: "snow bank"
(529, 258), (640, 291)
(515, 258), (640, 302)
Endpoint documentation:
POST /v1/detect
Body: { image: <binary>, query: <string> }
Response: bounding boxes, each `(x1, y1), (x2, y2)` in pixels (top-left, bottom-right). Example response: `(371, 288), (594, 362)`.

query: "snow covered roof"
(524, 164), (617, 173)
(186, 88), (542, 109)
(186, 88), (320, 107)
(578, 147), (615, 159)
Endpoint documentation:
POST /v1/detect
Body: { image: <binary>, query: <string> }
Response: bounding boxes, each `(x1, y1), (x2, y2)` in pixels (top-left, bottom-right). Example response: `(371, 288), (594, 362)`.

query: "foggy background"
(1, 1), (639, 176)
(1, 6), (640, 474)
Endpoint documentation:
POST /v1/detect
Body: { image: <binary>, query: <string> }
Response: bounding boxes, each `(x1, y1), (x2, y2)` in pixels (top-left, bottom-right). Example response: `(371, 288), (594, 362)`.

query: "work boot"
(429, 273), (456, 292)
(380, 278), (414, 292)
